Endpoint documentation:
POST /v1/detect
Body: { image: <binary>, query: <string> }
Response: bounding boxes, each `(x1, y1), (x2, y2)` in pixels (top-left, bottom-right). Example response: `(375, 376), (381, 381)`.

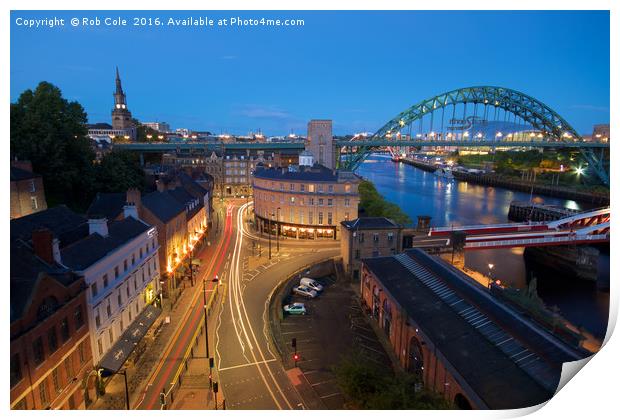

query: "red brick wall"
(11, 276), (93, 410)
(360, 264), (477, 409)
(10, 177), (47, 219)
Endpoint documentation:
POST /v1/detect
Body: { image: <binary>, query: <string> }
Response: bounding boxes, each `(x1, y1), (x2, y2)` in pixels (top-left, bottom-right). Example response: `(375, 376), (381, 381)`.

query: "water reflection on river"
(356, 155), (609, 339)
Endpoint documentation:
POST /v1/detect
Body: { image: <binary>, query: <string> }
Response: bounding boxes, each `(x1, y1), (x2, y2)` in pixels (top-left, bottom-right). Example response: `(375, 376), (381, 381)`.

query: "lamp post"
(276, 207), (281, 253)
(487, 263), (494, 289)
(268, 213), (273, 260)
(203, 279), (210, 358)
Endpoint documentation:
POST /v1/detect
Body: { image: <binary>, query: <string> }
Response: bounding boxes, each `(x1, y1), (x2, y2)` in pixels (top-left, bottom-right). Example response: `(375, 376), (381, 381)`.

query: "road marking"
(310, 379), (336, 386)
(319, 392), (342, 399)
(219, 359), (278, 372)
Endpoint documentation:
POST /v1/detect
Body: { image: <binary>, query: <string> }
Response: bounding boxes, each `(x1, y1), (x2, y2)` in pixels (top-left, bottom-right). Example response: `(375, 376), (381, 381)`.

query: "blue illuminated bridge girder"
(335, 86), (609, 185)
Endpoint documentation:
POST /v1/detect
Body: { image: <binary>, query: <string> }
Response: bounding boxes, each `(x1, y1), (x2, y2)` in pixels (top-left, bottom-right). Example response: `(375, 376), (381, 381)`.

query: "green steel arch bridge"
(334, 86), (609, 185)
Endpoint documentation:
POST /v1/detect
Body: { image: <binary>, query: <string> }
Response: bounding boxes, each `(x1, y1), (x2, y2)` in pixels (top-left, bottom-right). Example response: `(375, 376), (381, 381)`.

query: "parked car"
(292, 285), (318, 298)
(283, 302), (307, 315)
(300, 277), (324, 293)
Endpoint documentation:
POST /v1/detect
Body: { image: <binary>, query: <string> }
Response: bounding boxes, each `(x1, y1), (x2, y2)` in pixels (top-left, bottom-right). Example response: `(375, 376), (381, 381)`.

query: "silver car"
(292, 285), (318, 298)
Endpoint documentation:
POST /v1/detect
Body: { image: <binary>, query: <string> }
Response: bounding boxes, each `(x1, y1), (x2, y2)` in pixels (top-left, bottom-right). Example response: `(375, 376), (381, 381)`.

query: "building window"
(123, 260), (128, 272)
(318, 198), (324, 206)
(30, 196), (38, 210)
(309, 198), (314, 205)
(300, 184), (305, 192)
(345, 212), (350, 221)
(373, 233), (379, 243)
(388, 232), (394, 242)
(328, 212), (333, 225)
(344, 198), (350, 207)
(95, 308), (101, 328)
(309, 212), (313, 225)
(131, 255), (135, 266)
(117, 292), (122, 307)
(300, 211), (304, 224)
(114, 266), (119, 278)
(10, 354), (22, 388)
(355, 249), (360, 260)
(48, 328), (58, 354)
(290, 183), (295, 191)
(97, 338), (104, 356)
(106, 301), (112, 318)
(345, 184), (351, 193)
(79, 342), (86, 364)
(39, 380), (49, 407)
(73, 306), (84, 331)
(60, 318), (70, 342)
(318, 212), (324, 225)
(52, 367), (61, 392)
(33, 337), (44, 365)
(30, 180), (36, 192)
(290, 196), (295, 204)
(139, 248), (143, 259)
(108, 329), (114, 345)
(308, 184), (315, 193)
(328, 185), (334, 193)
(327, 199), (333, 206)
(91, 282), (98, 298)
(318, 184), (324, 193)
(103, 274), (109, 288)
(290, 209), (294, 223)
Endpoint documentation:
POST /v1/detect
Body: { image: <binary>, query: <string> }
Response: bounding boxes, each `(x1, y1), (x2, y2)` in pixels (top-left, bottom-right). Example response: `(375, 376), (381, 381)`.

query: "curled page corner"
(555, 355), (594, 395)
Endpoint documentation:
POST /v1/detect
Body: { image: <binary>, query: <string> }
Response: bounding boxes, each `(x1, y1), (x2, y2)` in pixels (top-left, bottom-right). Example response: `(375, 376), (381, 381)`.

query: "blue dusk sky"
(10, 10), (609, 136)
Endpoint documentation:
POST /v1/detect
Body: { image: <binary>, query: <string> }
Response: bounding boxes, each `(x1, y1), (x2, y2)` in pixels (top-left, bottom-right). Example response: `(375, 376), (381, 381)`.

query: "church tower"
(111, 67), (134, 130)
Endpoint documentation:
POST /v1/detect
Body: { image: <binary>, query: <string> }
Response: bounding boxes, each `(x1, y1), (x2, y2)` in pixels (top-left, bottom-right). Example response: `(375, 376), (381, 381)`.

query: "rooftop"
(341, 217), (400, 230)
(253, 163), (359, 183)
(10, 166), (40, 182)
(61, 217), (151, 271)
(87, 192), (126, 220)
(362, 248), (585, 409)
(10, 206), (88, 247)
(142, 190), (186, 223)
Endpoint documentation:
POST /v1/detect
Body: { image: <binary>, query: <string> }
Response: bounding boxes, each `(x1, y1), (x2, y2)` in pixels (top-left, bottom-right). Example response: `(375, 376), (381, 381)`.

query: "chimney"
(88, 218), (109, 237)
(32, 229), (54, 264)
(123, 204), (139, 220)
(126, 188), (142, 214)
(156, 179), (166, 192)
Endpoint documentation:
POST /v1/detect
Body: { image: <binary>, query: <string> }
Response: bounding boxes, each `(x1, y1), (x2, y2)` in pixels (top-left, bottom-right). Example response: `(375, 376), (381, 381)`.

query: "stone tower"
(111, 67), (134, 130)
(306, 119), (335, 169)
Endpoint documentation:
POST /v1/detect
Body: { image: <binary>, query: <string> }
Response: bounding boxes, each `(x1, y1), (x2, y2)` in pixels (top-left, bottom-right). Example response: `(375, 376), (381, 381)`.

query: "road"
(214, 201), (339, 409)
(134, 203), (236, 409)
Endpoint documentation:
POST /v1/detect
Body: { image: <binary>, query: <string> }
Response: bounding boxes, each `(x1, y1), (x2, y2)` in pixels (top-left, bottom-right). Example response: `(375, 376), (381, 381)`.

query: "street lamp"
(487, 263), (494, 288)
(276, 207), (281, 253)
(268, 213), (275, 260)
(203, 279), (210, 359)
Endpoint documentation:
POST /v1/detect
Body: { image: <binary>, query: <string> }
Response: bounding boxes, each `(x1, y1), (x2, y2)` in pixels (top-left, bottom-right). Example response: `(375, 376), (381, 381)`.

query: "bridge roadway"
(112, 139), (609, 154)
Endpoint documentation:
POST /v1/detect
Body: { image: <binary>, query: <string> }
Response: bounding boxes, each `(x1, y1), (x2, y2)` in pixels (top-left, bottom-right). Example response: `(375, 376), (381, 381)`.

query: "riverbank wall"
(394, 157), (609, 205)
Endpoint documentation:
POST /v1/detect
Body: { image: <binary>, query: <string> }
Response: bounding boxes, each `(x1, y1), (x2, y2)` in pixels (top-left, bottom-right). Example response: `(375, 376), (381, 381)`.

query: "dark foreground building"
(361, 248), (588, 409)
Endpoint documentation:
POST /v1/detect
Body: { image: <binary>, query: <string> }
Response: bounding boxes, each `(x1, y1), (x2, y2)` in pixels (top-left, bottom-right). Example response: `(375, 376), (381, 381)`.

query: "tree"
(132, 118), (162, 142)
(358, 180), (412, 225)
(94, 151), (145, 193)
(11, 81), (96, 209)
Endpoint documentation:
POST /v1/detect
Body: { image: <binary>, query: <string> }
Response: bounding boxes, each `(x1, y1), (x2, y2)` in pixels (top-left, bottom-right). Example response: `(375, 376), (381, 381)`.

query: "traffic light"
(293, 352), (300, 367)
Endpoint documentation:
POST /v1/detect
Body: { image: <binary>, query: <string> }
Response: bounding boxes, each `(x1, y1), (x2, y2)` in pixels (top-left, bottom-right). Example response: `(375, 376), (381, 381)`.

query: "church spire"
(115, 66), (123, 95)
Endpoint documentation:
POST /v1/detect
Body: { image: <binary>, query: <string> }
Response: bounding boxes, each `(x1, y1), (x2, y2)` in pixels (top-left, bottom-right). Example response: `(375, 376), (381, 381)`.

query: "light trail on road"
(225, 201), (294, 409)
(135, 203), (235, 410)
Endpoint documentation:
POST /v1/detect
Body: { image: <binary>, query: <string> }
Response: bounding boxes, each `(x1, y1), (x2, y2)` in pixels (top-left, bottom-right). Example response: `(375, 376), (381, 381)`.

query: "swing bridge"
(334, 86), (609, 185)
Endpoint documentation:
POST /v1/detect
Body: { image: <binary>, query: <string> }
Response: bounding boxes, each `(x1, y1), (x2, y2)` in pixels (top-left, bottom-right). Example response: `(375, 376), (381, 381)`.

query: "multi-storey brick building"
(340, 217), (403, 280)
(360, 248), (588, 409)
(252, 153), (361, 240)
(10, 233), (92, 410)
(10, 160), (47, 219)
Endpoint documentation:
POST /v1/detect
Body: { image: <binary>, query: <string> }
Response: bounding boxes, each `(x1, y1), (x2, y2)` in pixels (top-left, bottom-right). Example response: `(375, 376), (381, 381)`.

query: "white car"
(292, 285), (318, 298)
(300, 277), (324, 293)
(283, 302), (307, 315)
